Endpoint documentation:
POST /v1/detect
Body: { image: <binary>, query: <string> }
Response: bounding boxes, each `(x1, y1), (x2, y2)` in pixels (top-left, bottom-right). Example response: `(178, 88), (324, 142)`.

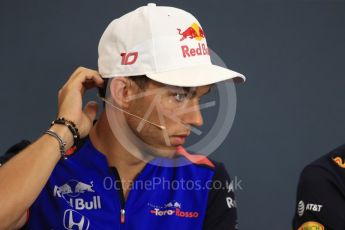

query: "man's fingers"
(57, 67), (104, 138)
(61, 67), (104, 95)
(83, 74), (104, 88)
(72, 69), (103, 86)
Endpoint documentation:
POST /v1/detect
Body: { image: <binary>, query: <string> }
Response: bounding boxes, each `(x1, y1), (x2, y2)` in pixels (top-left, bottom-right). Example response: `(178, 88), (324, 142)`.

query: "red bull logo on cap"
(177, 23), (209, 58)
(177, 23), (205, 41)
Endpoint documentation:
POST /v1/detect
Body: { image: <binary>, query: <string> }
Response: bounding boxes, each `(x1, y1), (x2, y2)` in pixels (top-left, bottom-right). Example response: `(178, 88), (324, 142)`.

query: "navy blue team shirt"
(1, 137), (238, 230)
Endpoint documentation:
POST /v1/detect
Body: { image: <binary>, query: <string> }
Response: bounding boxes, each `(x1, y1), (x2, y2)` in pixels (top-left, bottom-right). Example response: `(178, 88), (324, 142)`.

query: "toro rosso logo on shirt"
(177, 23), (209, 58)
(148, 200), (199, 218)
(54, 179), (102, 210)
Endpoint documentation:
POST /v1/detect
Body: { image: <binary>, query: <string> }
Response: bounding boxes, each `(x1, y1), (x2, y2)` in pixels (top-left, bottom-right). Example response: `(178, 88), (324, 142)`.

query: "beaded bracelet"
(50, 117), (80, 147)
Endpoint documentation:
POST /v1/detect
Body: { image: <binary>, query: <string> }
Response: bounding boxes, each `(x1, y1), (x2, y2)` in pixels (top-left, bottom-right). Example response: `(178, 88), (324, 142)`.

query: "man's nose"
(180, 100), (204, 127)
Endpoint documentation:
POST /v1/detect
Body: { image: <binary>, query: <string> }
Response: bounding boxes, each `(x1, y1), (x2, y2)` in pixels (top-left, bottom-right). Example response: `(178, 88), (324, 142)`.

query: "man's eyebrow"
(188, 85), (214, 98)
(168, 84), (214, 97)
(201, 84), (215, 96)
(205, 86), (213, 95)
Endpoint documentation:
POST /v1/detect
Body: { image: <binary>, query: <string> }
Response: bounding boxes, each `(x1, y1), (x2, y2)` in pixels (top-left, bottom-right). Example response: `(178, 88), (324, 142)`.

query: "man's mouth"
(170, 134), (189, 145)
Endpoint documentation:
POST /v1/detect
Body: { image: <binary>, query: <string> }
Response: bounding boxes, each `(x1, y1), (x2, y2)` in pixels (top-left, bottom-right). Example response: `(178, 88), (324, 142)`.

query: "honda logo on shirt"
(63, 209), (90, 230)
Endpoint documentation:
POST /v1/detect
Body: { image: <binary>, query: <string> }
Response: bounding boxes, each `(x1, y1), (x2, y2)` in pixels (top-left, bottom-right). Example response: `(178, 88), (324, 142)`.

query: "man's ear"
(109, 77), (138, 108)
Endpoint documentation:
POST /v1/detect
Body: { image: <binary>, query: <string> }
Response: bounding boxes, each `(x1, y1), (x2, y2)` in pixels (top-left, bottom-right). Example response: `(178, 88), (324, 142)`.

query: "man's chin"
(144, 145), (179, 158)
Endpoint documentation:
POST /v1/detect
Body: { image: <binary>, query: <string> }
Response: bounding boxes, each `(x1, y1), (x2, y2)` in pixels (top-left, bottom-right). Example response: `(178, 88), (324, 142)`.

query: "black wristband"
(50, 117), (80, 148)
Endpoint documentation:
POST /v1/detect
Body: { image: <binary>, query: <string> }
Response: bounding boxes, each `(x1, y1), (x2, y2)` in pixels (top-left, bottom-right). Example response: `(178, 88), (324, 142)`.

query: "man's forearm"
(0, 125), (73, 229)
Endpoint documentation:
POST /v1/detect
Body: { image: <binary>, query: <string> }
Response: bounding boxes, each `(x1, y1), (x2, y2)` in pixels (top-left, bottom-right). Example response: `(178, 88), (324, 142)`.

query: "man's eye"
(174, 93), (188, 102)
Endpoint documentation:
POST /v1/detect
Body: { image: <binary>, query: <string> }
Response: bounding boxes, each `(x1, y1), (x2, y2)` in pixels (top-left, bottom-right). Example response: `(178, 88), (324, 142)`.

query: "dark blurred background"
(1, 0), (345, 229)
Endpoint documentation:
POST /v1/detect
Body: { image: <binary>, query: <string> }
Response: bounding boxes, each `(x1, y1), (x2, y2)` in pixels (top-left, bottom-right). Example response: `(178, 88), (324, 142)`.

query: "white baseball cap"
(98, 3), (245, 87)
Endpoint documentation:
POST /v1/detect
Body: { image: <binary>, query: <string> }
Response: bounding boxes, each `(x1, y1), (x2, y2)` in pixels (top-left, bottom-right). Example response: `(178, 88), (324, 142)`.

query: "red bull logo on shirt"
(53, 179), (102, 210)
(54, 180), (95, 198)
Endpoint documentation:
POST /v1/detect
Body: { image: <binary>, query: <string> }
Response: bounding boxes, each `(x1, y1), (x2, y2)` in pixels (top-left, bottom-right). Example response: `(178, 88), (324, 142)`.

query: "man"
(0, 3), (245, 229)
(293, 145), (345, 229)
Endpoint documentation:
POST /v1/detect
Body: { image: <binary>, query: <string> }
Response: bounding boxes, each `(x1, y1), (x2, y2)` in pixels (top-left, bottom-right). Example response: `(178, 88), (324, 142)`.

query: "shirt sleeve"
(0, 140), (31, 166)
(292, 165), (345, 229)
(203, 162), (238, 230)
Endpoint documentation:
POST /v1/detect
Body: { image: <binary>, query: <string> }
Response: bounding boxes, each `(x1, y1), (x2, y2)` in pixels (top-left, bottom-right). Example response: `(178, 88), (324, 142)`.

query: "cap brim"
(145, 64), (246, 87)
